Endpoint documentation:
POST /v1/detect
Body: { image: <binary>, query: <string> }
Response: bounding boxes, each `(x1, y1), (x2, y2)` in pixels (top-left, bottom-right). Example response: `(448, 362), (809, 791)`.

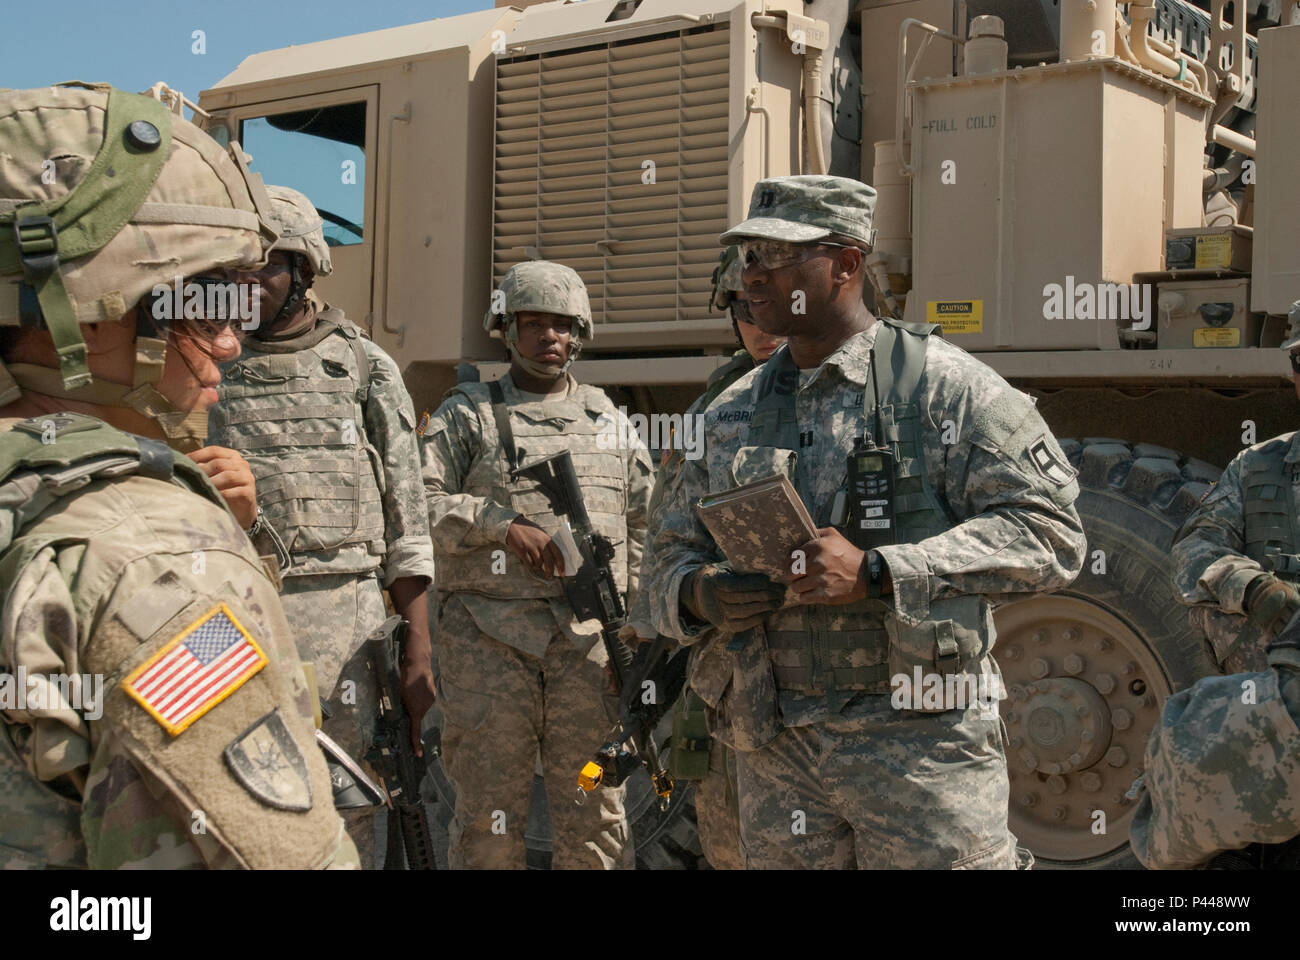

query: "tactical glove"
(1244, 575), (1300, 635)
(682, 563), (784, 633)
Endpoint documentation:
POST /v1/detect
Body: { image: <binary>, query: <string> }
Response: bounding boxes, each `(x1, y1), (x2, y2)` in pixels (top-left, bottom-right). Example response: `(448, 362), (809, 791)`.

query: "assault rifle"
(366, 615), (437, 870)
(511, 450), (683, 808)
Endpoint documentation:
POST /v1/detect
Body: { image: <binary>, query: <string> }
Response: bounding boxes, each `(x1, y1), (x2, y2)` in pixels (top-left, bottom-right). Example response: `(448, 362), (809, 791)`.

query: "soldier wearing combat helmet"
(0, 82), (356, 868)
(421, 260), (653, 869)
(208, 184), (435, 869)
(1170, 300), (1300, 675)
(642, 175), (1086, 869)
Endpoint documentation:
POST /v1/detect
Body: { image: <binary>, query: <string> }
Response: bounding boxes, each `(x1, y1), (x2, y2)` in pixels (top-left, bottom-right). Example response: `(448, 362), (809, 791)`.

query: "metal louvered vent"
(492, 24), (730, 333)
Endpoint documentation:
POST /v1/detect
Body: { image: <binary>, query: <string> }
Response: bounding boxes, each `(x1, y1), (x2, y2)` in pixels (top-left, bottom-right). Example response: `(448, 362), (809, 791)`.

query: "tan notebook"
(695, 473), (818, 581)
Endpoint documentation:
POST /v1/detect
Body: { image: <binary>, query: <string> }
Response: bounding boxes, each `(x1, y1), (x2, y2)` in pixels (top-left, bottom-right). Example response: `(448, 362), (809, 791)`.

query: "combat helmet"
(483, 260), (592, 375)
(710, 245), (751, 344)
(0, 82), (276, 447)
(259, 184), (332, 334)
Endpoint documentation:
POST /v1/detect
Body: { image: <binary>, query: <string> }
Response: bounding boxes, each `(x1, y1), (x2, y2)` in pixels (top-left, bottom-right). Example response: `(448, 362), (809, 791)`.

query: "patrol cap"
(1281, 300), (1300, 352)
(719, 175), (877, 248)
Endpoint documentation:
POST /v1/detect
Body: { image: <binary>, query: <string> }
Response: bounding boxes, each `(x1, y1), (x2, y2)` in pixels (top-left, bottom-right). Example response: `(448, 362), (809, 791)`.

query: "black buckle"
(12, 215), (58, 277)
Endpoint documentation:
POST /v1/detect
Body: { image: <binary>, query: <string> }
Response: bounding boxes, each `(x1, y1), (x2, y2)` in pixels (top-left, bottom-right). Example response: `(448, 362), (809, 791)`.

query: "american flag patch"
(122, 604), (268, 736)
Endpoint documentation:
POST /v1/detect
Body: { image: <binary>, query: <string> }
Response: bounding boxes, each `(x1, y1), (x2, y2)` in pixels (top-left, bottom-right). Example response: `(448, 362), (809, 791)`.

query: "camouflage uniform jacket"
(1129, 643), (1300, 869)
(625, 349), (756, 639)
(1171, 431), (1300, 667)
(209, 306), (434, 589)
(0, 416), (354, 868)
(645, 322), (1086, 728)
(421, 372), (653, 657)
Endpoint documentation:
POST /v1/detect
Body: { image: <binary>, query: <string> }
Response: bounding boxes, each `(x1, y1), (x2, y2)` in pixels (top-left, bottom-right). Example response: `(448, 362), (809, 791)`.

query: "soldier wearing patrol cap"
(643, 175), (1087, 869)
(623, 245), (784, 869)
(0, 82), (356, 868)
(208, 184), (435, 869)
(1170, 301), (1300, 677)
(1129, 608), (1300, 869)
(421, 260), (653, 869)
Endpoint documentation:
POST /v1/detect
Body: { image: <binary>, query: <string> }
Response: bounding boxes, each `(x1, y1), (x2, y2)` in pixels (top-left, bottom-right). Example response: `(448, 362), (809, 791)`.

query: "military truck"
(198, 0), (1300, 868)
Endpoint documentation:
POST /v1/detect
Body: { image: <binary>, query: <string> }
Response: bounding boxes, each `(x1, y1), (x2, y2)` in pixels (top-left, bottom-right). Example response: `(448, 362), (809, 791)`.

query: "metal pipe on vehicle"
(751, 12), (829, 176)
(1209, 123), (1257, 157)
(1127, 3), (1204, 95)
(895, 18), (965, 178)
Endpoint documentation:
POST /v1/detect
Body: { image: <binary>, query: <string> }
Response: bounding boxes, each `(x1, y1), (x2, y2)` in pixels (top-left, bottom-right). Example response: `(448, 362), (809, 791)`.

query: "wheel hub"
(994, 595), (1168, 864)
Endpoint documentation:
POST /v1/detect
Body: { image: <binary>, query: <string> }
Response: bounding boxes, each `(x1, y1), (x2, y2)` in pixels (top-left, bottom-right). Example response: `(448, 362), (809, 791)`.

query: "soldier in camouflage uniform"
(624, 245), (784, 870)
(1170, 300), (1300, 675)
(1130, 622), (1300, 869)
(421, 260), (653, 869)
(644, 176), (1087, 869)
(0, 83), (355, 868)
(208, 185), (435, 868)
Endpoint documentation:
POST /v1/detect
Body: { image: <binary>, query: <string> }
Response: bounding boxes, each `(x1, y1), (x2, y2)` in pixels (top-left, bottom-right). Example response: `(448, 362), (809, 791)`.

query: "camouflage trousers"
(696, 731), (743, 870)
(735, 695), (1018, 869)
(279, 571), (388, 869)
(436, 595), (632, 870)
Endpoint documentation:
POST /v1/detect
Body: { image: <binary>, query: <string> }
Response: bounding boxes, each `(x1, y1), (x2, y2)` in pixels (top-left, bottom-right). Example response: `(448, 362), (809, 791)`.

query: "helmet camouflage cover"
(0, 82), (276, 392)
(484, 260), (593, 342)
(711, 244), (744, 312)
(266, 184), (333, 277)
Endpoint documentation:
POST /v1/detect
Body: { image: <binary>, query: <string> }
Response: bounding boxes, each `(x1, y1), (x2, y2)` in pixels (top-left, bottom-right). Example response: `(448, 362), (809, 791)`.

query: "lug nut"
(1096, 636), (1113, 651)
(1064, 653), (1085, 674)
(1106, 746), (1128, 767)
(1033, 630), (1049, 645)
(1080, 772), (1102, 792)
(1047, 775), (1067, 795)
(1004, 644), (1022, 661)
(1111, 708), (1133, 730)
(1030, 658), (1051, 679)
(1095, 672), (1116, 694)
(1062, 628), (1080, 643)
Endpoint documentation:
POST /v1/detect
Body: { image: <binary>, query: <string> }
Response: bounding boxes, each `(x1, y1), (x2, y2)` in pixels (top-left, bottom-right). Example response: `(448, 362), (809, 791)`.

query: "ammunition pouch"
(885, 596), (994, 714)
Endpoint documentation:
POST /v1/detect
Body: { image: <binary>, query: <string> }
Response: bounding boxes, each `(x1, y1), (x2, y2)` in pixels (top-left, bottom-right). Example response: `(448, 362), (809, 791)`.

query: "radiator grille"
(492, 24), (730, 328)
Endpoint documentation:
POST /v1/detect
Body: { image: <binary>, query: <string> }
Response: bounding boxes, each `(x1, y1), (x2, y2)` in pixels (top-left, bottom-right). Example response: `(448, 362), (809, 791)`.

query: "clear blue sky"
(2, 0), (486, 96)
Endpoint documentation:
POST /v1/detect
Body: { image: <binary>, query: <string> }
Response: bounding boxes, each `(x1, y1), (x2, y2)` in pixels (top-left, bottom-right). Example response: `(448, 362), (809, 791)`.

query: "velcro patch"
(1028, 436), (1076, 487)
(122, 603), (268, 736)
(223, 709), (313, 812)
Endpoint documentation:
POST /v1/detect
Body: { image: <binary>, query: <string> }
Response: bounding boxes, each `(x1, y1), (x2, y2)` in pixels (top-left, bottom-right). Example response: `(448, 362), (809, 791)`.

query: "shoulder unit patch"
(122, 603), (268, 736)
(416, 410), (431, 436)
(223, 709), (313, 812)
(1027, 436), (1076, 487)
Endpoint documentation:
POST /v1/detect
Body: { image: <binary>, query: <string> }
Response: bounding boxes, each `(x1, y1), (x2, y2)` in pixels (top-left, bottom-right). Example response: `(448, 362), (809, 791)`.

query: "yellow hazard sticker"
(1194, 235), (1232, 270)
(1194, 327), (1240, 348)
(927, 300), (983, 334)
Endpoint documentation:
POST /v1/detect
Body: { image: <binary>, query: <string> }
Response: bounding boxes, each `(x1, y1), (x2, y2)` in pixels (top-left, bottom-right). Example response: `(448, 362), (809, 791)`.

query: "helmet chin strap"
(254, 253), (313, 341)
(504, 317), (582, 377)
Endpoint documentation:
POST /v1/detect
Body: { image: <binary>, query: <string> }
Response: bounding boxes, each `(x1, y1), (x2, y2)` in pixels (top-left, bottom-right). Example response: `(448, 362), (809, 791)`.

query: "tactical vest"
(746, 320), (976, 695)
(209, 313), (385, 564)
(1240, 433), (1300, 580)
(434, 376), (631, 602)
(0, 413), (228, 868)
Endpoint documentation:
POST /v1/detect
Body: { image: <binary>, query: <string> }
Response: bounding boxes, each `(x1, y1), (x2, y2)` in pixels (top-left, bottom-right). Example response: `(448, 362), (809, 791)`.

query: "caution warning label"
(1194, 326), (1240, 348)
(927, 300), (983, 334)
(1195, 234), (1232, 270)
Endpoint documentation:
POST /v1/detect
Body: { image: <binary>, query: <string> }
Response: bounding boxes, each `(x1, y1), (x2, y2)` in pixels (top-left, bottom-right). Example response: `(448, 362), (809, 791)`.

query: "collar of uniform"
(792, 321), (881, 391)
(1284, 431), (1300, 465)
(503, 369), (577, 402)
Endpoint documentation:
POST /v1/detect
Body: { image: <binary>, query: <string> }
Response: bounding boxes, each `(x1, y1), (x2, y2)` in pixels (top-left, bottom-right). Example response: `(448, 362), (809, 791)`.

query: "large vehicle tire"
(996, 439), (1222, 869)
(421, 704), (707, 870)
